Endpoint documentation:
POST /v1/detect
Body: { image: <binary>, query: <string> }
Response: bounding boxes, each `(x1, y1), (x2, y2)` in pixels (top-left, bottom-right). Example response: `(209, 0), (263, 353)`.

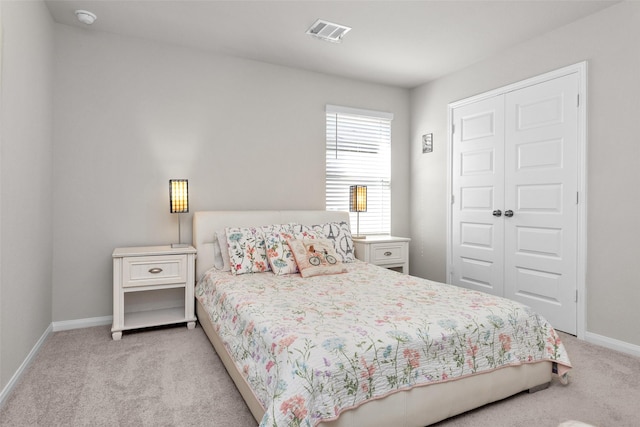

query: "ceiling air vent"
(306, 19), (352, 43)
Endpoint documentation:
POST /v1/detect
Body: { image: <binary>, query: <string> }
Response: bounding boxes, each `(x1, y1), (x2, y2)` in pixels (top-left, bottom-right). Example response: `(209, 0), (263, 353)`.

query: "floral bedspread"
(195, 261), (571, 427)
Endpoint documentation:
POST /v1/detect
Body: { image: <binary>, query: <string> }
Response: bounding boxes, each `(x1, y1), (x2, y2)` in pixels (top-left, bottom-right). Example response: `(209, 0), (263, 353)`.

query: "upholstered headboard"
(192, 210), (350, 280)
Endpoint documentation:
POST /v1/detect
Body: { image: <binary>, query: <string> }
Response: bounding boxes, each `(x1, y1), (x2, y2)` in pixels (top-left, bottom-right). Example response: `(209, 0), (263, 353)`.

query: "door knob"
(505, 210), (514, 217)
(492, 210), (502, 217)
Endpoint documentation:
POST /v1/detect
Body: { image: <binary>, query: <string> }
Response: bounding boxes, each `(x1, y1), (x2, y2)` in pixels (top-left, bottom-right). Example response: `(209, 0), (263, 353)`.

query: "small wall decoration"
(422, 133), (433, 153)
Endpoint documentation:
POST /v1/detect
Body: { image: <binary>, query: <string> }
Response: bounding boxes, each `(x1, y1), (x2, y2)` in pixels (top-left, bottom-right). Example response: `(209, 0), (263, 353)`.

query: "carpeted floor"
(1, 325), (639, 426)
(0, 325), (255, 426)
(433, 331), (640, 427)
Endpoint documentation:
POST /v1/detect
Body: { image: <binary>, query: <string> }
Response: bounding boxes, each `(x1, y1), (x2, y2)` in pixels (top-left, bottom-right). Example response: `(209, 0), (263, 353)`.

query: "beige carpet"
(433, 332), (640, 427)
(1, 325), (639, 426)
(0, 325), (255, 426)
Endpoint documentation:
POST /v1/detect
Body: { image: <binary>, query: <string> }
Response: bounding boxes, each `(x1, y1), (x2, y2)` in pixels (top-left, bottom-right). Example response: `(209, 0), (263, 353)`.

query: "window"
(325, 105), (393, 235)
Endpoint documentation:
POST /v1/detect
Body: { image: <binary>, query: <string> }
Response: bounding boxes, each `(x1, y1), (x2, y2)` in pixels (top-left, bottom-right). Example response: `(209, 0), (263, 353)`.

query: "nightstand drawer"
(122, 254), (187, 288)
(354, 236), (410, 274)
(371, 244), (405, 264)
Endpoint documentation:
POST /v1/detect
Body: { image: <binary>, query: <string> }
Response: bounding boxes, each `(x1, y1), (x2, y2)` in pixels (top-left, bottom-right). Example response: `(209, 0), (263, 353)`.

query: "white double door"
(450, 73), (579, 334)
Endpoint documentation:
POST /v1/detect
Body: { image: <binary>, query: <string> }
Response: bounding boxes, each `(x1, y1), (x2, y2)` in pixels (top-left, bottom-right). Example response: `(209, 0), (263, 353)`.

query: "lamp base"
(352, 235), (367, 240)
(171, 243), (190, 248)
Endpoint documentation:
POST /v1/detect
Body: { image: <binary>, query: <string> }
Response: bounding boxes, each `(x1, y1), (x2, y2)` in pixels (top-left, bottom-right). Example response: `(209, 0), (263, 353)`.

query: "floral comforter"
(195, 261), (571, 427)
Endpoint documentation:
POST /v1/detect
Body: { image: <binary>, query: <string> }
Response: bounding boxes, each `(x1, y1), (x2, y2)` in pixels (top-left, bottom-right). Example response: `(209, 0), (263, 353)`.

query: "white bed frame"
(192, 210), (551, 427)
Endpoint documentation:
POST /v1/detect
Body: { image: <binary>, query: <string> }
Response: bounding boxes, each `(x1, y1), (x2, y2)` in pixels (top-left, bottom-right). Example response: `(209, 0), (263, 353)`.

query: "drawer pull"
(148, 267), (163, 274)
(384, 251), (392, 256)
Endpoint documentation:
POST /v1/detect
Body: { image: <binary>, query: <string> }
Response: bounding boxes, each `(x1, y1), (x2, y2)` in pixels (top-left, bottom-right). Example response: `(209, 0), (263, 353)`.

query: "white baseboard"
(1, 316), (112, 408)
(584, 331), (640, 358)
(52, 315), (112, 332)
(0, 323), (52, 409)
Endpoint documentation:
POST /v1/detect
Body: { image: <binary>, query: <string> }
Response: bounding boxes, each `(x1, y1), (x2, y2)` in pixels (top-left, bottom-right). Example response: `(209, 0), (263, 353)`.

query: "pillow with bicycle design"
(287, 238), (346, 278)
(291, 221), (355, 263)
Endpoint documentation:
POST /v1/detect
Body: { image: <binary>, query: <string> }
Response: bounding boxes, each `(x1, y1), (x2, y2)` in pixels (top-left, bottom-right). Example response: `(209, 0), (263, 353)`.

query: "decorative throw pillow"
(291, 225), (321, 240)
(293, 221), (355, 263)
(262, 224), (298, 275)
(225, 226), (270, 275)
(213, 229), (232, 272)
(287, 238), (346, 278)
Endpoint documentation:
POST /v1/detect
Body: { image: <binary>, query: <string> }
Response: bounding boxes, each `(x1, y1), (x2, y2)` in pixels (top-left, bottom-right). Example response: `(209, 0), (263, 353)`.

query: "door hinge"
(575, 289), (578, 303)
(452, 123), (455, 134)
(451, 194), (455, 204)
(577, 94), (580, 107)
(576, 191), (579, 204)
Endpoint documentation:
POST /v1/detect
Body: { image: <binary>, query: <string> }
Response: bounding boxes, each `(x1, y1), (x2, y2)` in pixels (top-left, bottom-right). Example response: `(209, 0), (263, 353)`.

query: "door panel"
(451, 96), (504, 296)
(461, 111), (496, 141)
(516, 95), (564, 130)
(460, 257), (494, 290)
(517, 184), (563, 212)
(504, 74), (578, 333)
(517, 138), (563, 170)
(515, 267), (562, 303)
(461, 150), (494, 174)
(516, 226), (563, 263)
(460, 222), (493, 248)
(460, 186), (494, 210)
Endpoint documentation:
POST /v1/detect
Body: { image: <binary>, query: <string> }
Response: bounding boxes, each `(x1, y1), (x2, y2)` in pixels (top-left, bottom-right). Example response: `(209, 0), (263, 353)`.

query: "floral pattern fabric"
(195, 261), (572, 427)
(263, 224), (297, 275)
(225, 226), (270, 275)
(292, 221), (355, 263)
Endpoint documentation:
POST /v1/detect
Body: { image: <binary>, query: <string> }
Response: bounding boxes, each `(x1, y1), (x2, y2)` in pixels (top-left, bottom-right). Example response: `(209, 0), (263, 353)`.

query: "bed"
(192, 210), (571, 427)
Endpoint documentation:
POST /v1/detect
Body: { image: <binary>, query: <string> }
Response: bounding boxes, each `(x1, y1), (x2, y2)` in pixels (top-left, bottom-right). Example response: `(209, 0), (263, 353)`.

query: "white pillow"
(214, 229), (231, 272)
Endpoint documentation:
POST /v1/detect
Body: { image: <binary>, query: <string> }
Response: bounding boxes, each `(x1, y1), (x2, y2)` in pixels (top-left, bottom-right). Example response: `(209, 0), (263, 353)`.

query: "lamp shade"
(349, 185), (367, 213)
(169, 179), (189, 213)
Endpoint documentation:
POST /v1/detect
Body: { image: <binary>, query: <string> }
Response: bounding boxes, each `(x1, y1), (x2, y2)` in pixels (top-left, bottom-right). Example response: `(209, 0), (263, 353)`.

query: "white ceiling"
(44, 0), (618, 88)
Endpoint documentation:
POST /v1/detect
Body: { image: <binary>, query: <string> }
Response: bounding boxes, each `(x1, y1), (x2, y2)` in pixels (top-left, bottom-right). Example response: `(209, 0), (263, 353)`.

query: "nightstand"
(111, 245), (197, 340)
(353, 236), (411, 274)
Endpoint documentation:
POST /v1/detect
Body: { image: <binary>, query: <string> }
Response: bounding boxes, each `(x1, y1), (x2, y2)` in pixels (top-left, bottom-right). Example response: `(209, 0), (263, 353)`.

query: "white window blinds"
(325, 105), (393, 235)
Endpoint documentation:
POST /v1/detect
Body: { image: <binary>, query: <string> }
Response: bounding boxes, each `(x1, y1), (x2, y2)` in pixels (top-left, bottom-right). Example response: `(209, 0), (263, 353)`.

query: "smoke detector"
(306, 19), (351, 43)
(75, 10), (97, 25)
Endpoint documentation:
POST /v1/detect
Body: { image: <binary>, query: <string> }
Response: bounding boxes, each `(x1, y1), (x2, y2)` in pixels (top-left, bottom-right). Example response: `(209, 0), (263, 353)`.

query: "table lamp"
(349, 185), (367, 239)
(169, 179), (189, 248)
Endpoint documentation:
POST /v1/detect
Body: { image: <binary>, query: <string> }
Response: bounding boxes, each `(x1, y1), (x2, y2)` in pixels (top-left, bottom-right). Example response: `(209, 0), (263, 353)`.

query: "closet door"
(450, 72), (580, 334)
(451, 96), (505, 296)
(503, 74), (578, 333)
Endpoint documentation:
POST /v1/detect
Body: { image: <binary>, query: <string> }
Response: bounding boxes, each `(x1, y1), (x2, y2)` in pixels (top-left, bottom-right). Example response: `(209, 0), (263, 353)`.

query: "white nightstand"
(111, 245), (197, 340)
(353, 236), (411, 274)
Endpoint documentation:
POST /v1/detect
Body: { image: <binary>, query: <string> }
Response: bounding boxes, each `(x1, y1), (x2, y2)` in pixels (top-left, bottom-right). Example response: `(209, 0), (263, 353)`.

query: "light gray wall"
(52, 25), (410, 321)
(410, 1), (640, 346)
(0, 1), (54, 389)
